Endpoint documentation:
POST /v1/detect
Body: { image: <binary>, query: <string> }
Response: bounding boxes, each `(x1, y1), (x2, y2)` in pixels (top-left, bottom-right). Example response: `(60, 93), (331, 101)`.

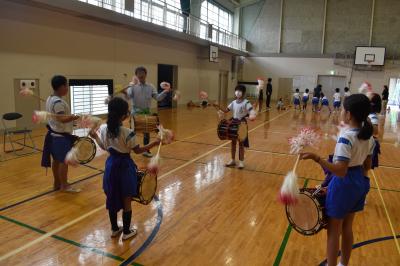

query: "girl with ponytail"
(300, 94), (375, 266)
(89, 97), (160, 241)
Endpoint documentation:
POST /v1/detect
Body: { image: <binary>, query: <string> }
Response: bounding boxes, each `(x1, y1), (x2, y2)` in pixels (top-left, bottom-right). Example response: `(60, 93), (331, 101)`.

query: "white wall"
(0, 1), (236, 125)
(242, 57), (400, 100)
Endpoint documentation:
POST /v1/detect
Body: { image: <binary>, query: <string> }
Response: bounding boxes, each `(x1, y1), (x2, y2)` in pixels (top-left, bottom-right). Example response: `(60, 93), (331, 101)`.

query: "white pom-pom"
(257, 78), (265, 87)
(249, 109), (257, 121)
(173, 90), (181, 101)
(358, 81), (373, 94)
(131, 76), (139, 85)
(78, 115), (102, 130)
(32, 111), (51, 124)
(20, 88), (34, 96)
(147, 154), (160, 175)
(157, 125), (174, 144)
(199, 91), (208, 99)
(65, 147), (79, 166)
(160, 82), (171, 90)
(279, 171), (299, 205)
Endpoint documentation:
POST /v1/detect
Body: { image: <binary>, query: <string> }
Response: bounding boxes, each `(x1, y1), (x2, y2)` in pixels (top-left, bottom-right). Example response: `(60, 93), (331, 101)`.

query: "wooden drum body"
(131, 114), (159, 133)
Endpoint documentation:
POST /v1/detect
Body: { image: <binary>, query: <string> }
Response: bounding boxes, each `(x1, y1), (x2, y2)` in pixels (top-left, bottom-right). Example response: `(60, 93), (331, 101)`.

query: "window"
(388, 78), (400, 107)
(70, 80), (112, 115)
(200, 1), (233, 32)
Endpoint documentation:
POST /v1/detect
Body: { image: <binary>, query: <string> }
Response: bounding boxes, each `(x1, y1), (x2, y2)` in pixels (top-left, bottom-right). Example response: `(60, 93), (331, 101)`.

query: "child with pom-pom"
(89, 97), (160, 241)
(42, 75), (80, 193)
(300, 94), (374, 266)
(214, 85), (256, 169)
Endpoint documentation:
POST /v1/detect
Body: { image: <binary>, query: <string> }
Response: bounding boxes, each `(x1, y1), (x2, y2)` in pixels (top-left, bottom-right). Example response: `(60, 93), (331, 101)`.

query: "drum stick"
(292, 154), (301, 173)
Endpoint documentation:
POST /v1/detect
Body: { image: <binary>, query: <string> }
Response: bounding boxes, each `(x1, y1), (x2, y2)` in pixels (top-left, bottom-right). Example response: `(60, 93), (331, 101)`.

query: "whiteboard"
(292, 76), (317, 92)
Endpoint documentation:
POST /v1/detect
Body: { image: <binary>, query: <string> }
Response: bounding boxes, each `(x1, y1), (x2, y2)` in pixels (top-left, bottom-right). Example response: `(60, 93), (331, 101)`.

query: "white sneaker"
(238, 161), (244, 169)
(122, 229), (137, 240)
(142, 151), (153, 158)
(225, 160), (236, 167)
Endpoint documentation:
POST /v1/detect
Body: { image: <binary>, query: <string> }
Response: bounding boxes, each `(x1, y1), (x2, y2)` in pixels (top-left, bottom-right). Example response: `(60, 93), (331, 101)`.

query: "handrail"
(76, 0), (246, 51)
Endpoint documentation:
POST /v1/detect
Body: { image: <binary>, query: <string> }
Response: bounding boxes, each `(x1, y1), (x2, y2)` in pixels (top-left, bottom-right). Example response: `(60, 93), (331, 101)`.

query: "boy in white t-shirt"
(302, 88), (310, 111)
(293, 88), (301, 110)
(42, 75), (80, 193)
(214, 85), (253, 169)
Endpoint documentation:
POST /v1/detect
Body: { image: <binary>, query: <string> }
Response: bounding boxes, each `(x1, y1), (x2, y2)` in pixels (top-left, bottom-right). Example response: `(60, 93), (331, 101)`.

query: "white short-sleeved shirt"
(46, 95), (73, 133)
(344, 91), (351, 97)
(368, 113), (379, 126)
(333, 92), (341, 102)
(227, 99), (253, 120)
(333, 127), (375, 167)
(98, 124), (137, 153)
(303, 92), (309, 98)
(127, 83), (167, 113)
(293, 93), (300, 99)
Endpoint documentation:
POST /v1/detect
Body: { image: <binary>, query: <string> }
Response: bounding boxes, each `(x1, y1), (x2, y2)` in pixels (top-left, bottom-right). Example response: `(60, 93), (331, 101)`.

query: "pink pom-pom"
(158, 125), (174, 144)
(288, 127), (320, 154)
(257, 78), (265, 87)
(20, 88), (34, 96)
(173, 90), (181, 101)
(199, 91), (208, 100)
(65, 147), (79, 166)
(77, 115), (102, 129)
(358, 81), (373, 94)
(278, 171), (299, 205)
(249, 109), (257, 121)
(147, 154), (160, 175)
(32, 111), (50, 124)
(131, 76), (139, 85)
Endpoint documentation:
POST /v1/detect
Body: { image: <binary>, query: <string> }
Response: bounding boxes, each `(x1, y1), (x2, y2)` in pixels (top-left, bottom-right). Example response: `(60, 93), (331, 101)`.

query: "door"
(219, 71), (228, 104)
(157, 64), (175, 109)
(278, 78), (293, 105)
(317, 75), (346, 103)
(14, 79), (40, 129)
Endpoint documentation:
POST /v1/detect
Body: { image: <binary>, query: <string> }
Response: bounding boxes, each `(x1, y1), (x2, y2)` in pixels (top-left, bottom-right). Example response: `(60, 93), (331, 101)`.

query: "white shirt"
(333, 127), (375, 167)
(333, 92), (341, 102)
(98, 124), (137, 153)
(46, 95), (73, 133)
(293, 93), (300, 99)
(227, 99), (253, 120)
(303, 92), (309, 98)
(344, 91), (351, 97)
(368, 113), (379, 126)
(127, 83), (168, 113)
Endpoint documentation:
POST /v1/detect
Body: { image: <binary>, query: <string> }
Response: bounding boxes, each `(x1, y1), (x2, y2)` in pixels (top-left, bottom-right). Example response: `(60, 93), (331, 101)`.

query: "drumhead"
(73, 137), (96, 164)
(140, 172), (157, 204)
(286, 191), (322, 236)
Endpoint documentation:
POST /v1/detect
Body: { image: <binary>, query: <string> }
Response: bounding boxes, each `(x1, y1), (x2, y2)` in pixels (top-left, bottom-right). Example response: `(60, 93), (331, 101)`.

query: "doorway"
(219, 71), (228, 104)
(317, 75), (346, 103)
(278, 78), (293, 105)
(157, 64), (177, 109)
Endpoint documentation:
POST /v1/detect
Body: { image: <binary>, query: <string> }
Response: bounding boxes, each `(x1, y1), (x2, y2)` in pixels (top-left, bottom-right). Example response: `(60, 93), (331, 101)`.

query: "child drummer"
(214, 85), (253, 169)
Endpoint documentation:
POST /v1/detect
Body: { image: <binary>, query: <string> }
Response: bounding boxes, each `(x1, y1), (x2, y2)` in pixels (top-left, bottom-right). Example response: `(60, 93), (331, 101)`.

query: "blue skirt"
(302, 96), (309, 103)
(51, 135), (73, 163)
(321, 99), (329, 106)
(293, 98), (300, 105)
(371, 138), (380, 169)
(312, 97), (319, 105)
(333, 101), (341, 108)
(103, 148), (138, 212)
(326, 166), (370, 219)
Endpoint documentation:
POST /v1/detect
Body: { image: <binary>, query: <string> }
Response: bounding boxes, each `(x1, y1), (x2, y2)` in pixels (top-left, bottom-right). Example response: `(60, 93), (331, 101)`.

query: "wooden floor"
(1, 105), (399, 265)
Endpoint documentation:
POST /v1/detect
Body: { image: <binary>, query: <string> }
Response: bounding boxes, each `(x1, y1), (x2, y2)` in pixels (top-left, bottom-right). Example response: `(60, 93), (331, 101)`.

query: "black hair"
(268, 78), (272, 82)
(51, 75), (67, 91)
(295, 88), (299, 92)
(343, 94), (373, 140)
(235, 84), (246, 94)
(335, 88), (340, 92)
(383, 85), (388, 91)
(344, 87), (349, 92)
(107, 97), (129, 139)
(370, 93), (382, 113)
(135, 66), (147, 75)
(305, 88), (309, 93)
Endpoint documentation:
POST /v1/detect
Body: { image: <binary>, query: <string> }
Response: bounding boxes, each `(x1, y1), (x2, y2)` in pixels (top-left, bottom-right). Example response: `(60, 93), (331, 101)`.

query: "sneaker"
(142, 151), (153, 158)
(111, 227), (123, 238)
(122, 229), (137, 240)
(225, 160), (236, 168)
(61, 186), (81, 193)
(238, 161), (244, 169)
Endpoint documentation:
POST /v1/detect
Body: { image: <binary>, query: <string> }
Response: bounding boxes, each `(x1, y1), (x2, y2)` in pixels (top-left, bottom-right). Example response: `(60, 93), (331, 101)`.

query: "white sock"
(337, 262), (345, 266)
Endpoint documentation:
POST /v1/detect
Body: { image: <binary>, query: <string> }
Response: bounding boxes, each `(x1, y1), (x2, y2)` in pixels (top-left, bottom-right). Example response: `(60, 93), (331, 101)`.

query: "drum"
(132, 170), (157, 205)
(285, 187), (327, 236)
(131, 114), (159, 133)
(217, 119), (248, 142)
(72, 136), (97, 164)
